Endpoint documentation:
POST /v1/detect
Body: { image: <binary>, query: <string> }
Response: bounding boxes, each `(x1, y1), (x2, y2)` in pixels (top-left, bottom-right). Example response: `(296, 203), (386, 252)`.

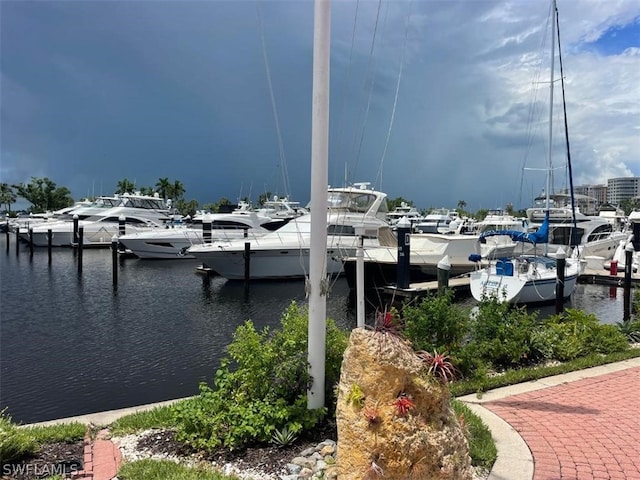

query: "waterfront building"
(607, 177), (640, 205)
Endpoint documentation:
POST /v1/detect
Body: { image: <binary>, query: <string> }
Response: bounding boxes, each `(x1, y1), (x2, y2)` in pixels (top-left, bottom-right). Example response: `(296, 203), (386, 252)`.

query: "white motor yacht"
(24, 193), (171, 247)
(187, 182), (389, 279)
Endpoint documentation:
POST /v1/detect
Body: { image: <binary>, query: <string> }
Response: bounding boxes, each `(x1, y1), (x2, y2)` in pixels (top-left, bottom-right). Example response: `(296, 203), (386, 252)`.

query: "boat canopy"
(480, 212), (549, 245)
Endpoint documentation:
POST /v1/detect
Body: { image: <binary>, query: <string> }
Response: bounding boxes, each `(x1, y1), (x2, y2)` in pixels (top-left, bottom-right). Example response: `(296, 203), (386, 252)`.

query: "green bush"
(173, 301), (349, 451)
(403, 289), (469, 354)
(469, 298), (539, 368)
(0, 410), (37, 463)
(537, 309), (629, 361)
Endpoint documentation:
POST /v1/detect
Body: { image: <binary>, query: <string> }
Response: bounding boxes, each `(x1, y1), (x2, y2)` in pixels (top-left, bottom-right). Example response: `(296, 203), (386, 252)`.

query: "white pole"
(356, 232), (365, 328)
(307, 0), (331, 410)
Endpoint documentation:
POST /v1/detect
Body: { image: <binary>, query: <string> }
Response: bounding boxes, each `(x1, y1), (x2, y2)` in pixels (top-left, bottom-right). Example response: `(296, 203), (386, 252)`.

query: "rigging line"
(554, 1), (578, 248)
(256, 3), (292, 200)
(332, 0), (361, 188)
(349, 0), (383, 181)
(519, 2), (553, 208)
(374, 0), (412, 191)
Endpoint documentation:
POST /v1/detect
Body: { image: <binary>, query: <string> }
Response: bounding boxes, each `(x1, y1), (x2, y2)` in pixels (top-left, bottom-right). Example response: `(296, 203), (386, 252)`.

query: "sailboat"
(469, 0), (583, 305)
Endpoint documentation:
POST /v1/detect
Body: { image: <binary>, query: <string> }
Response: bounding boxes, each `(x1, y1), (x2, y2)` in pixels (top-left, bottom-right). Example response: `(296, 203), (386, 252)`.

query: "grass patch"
(118, 459), (239, 479)
(110, 404), (179, 436)
(452, 400), (497, 470)
(23, 422), (87, 444)
(1, 411), (86, 463)
(450, 348), (640, 397)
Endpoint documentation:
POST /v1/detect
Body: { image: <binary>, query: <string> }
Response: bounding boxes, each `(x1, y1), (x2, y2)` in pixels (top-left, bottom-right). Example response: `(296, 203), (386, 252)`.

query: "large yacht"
(188, 182), (389, 280)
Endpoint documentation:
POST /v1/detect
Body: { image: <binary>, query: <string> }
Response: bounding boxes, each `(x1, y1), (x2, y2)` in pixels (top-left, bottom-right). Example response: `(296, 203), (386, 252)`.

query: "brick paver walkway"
(72, 429), (121, 480)
(484, 367), (640, 480)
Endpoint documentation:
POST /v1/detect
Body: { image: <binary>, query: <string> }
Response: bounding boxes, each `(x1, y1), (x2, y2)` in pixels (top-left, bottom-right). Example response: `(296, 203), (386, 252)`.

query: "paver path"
(484, 367), (640, 480)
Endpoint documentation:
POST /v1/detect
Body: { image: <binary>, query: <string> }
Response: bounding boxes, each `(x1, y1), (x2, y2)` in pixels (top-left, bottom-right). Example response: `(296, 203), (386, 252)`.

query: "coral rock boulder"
(335, 328), (472, 479)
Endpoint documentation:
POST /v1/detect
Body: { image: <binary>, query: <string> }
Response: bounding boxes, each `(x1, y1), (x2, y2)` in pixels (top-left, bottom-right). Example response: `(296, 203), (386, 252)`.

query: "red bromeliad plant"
(417, 350), (459, 383)
(392, 393), (415, 416)
(362, 404), (381, 425)
(370, 307), (405, 339)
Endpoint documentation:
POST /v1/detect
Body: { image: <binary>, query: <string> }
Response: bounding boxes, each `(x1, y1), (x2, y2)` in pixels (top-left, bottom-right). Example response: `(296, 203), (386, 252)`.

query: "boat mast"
(555, 0), (579, 247)
(544, 0), (557, 256)
(546, 0), (556, 213)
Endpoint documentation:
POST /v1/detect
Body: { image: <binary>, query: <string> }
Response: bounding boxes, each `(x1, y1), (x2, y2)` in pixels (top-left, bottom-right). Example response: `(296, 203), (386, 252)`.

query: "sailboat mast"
(546, 0), (557, 212)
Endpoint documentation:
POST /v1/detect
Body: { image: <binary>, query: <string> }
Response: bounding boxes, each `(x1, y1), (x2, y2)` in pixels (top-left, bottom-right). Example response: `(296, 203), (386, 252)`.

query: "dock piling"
(555, 248), (566, 314)
(48, 229), (52, 264)
(623, 243), (633, 321)
(396, 218), (411, 290)
(77, 226), (84, 274)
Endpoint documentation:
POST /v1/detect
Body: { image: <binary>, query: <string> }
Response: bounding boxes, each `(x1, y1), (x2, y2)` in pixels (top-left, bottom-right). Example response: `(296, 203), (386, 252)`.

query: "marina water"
(0, 236), (625, 424)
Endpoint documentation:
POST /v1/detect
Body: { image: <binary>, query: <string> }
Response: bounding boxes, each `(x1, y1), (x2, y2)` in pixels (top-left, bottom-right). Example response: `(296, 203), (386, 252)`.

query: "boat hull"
(470, 257), (581, 304)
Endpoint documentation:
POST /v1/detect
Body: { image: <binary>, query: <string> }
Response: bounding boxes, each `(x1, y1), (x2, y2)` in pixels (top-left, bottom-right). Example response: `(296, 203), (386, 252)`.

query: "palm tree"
(155, 177), (170, 201)
(0, 183), (16, 214)
(169, 180), (185, 201)
(116, 178), (136, 194)
(457, 200), (467, 211)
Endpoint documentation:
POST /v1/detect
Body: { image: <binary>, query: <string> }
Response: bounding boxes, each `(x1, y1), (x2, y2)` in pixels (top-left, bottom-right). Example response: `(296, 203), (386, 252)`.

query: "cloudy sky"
(1, 0), (638, 212)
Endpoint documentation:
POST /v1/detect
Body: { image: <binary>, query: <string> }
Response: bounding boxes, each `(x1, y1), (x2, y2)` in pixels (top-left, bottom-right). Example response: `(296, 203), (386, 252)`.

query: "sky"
(1, 0), (639, 212)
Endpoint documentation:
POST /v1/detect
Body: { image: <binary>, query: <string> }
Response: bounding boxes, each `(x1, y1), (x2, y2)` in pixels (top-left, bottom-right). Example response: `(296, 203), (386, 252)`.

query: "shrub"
(0, 409), (37, 463)
(403, 290), (469, 354)
(469, 298), (539, 368)
(173, 301), (349, 451)
(537, 309), (629, 361)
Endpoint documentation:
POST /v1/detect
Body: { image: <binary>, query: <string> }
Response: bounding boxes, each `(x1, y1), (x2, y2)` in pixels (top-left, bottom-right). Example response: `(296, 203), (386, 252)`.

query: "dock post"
(15, 228), (19, 256)
(5, 220), (9, 254)
(48, 229), (52, 265)
(203, 214), (212, 244)
(77, 226), (84, 274)
(354, 226), (367, 328)
(555, 248), (566, 314)
(437, 255), (450, 294)
(244, 241), (251, 284)
(73, 214), (79, 245)
(112, 235), (118, 289)
(118, 215), (126, 252)
(623, 243), (633, 321)
(29, 227), (34, 259)
(396, 217), (411, 289)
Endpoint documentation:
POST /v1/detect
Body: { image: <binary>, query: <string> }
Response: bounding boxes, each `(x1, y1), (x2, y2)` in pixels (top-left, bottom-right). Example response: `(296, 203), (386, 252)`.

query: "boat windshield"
(327, 191), (380, 213)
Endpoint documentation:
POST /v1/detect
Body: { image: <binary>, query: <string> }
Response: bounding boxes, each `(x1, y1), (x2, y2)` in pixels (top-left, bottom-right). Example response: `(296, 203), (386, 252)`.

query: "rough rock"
(335, 328), (473, 479)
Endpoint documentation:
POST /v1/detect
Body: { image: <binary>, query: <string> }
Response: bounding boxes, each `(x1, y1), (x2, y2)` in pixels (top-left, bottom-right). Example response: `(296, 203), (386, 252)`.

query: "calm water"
(0, 235), (627, 424)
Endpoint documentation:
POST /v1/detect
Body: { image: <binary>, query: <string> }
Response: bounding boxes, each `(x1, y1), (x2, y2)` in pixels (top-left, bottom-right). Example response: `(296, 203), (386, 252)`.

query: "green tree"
(175, 199), (199, 217)
(138, 186), (155, 196)
(207, 197), (232, 213)
(12, 177), (73, 213)
(168, 180), (185, 201)
(619, 198), (640, 216)
(257, 192), (273, 206)
(0, 183), (17, 215)
(387, 196), (414, 211)
(116, 178), (136, 194)
(155, 177), (171, 201)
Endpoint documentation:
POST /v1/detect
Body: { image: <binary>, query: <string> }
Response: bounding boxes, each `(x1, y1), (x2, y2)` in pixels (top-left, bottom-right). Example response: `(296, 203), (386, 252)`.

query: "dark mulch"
(1, 441), (84, 480)
(135, 420), (337, 476)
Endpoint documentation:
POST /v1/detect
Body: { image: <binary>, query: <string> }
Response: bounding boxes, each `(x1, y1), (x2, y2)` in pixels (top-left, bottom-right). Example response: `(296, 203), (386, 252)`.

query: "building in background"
(607, 177), (640, 205)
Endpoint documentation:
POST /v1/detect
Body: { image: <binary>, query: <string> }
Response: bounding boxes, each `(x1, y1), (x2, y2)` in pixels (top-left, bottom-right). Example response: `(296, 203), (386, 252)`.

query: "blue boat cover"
(479, 212), (549, 245)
